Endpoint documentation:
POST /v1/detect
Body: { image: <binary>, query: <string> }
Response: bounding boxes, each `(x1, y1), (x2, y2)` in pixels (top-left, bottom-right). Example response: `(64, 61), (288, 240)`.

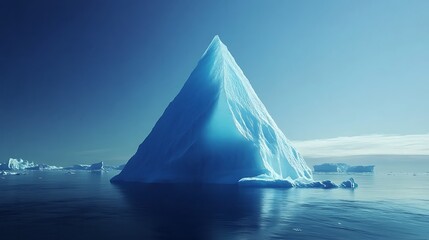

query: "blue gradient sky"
(1, 0), (428, 165)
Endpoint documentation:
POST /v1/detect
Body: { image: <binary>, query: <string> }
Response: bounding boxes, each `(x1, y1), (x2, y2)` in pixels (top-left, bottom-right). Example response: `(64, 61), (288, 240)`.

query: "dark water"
(1, 171), (428, 240)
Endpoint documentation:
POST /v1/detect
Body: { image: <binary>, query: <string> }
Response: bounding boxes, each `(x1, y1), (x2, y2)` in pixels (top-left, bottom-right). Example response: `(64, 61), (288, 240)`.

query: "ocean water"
(0, 170), (428, 240)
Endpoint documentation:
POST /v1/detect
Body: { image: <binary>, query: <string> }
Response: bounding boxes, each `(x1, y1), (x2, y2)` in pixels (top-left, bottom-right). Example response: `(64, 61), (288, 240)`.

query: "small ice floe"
(321, 180), (338, 189)
(295, 180), (338, 189)
(239, 176), (359, 189)
(238, 175), (293, 188)
(340, 178), (358, 189)
(0, 171), (22, 175)
(293, 228), (302, 232)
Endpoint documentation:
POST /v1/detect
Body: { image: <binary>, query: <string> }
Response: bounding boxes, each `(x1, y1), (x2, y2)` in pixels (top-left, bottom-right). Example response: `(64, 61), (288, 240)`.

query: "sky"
(1, 0), (428, 166)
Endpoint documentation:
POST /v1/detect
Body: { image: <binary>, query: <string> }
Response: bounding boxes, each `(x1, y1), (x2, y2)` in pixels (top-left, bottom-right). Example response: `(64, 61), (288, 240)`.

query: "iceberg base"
(238, 175), (358, 189)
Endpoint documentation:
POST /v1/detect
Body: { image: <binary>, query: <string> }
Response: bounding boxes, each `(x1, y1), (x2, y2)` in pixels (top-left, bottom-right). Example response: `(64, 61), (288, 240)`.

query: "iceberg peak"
(206, 35), (223, 51)
(210, 35), (222, 45)
(200, 35), (230, 64)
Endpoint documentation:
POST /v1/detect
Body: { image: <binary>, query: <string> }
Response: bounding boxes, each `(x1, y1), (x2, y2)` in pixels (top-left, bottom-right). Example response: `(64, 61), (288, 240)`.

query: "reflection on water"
(114, 183), (320, 239)
(0, 171), (428, 240)
(115, 183), (266, 239)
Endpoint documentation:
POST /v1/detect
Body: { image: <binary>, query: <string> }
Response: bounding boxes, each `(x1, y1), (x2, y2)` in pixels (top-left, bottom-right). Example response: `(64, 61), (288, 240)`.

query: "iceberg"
(7, 158), (37, 170)
(0, 158), (62, 171)
(340, 178), (358, 189)
(238, 174), (294, 188)
(24, 164), (63, 170)
(347, 165), (374, 173)
(24, 165), (41, 170)
(88, 161), (103, 171)
(112, 36), (312, 184)
(239, 175), (359, 189)
(294, 180), (338, 189)
(104, 164), (126, 170)
(313, 163), (374, 173)
(64, 161), (104, 171)
(313, 163), (349, 173)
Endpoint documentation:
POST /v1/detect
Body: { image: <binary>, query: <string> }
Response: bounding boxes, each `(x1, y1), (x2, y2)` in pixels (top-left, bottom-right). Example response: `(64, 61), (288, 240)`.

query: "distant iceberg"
(5, 158), (36, 170)
(112, 36), (312, 184)
(24, 164), (63, 170)
(0, 158), (62, 171)
(64, 161), (104, 171)
(104, 164), (126, 170)
(313, 163), (374, 173)
(346, 165), (375, 173)
(0, 158), (104, 172)
(313, 163), (349, 173)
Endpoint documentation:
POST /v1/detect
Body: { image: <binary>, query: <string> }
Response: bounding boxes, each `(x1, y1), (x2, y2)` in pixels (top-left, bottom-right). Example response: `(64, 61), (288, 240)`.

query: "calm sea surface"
(0, 169), (428, 240)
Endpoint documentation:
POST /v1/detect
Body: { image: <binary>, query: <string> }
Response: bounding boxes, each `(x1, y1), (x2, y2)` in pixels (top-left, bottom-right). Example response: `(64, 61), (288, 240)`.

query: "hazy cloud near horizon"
(292, 134), (429, 158)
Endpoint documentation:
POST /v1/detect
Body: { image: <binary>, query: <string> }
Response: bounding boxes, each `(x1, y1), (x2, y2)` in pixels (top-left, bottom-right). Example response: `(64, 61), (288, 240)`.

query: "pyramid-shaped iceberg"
(111, 36), (312, 184)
